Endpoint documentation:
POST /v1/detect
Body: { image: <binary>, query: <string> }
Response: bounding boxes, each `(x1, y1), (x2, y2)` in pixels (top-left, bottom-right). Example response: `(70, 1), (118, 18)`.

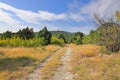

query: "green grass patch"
(0, 57), (36, 71)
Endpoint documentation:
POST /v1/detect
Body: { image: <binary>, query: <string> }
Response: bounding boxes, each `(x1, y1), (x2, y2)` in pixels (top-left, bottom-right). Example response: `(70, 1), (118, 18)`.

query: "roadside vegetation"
(70, 44), (120, 80)
(0, 45), (60, 80)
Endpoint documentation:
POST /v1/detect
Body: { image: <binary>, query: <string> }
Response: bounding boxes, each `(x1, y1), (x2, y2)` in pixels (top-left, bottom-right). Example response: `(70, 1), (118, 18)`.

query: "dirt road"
(52, 47), (74, 80)
(21, 46), (74, 80)
(21, 48), (62, 80)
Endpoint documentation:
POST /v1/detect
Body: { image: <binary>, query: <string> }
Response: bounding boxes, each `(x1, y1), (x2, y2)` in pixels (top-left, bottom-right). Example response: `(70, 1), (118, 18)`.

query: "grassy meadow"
(0, 45), (60, 80)
(0, 44), (120, 80)
(70, 44), (120, 80)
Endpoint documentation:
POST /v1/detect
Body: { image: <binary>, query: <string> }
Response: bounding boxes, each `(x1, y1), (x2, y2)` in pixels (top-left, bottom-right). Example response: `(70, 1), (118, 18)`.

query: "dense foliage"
(50, 36), (64, 46)
(50, 31), (73, 43)
(82, 30), (100, 44)
(0, 27), (66, 47)
(98, 23), (120, 52)
(17, 27), (34, 40)
(38, 27), (51, 44)
(2, 31), (13, 39)
(71, 32), (84, 45)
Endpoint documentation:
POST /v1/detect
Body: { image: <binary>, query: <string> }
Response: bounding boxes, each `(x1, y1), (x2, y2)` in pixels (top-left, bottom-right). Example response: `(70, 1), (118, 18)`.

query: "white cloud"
(81, 0), (120, 17)
(38, 11), (67, 21)
(68, 0), (120, 21)
(0, 2), (67, 24)
(69, 13), (85, 22)
(0, 1), (87, 24)
(0, 9), (20, 24)
(0, 24), (40, 33)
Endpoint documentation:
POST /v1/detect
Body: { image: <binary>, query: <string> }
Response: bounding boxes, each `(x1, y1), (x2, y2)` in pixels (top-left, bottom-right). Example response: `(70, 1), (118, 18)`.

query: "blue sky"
(0, 0), (120, 34)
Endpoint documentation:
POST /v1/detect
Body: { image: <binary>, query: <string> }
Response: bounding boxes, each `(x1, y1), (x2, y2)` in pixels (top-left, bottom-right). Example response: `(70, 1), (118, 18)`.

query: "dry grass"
(70, 44), (120, 80)
(41, 47), (66, 79)
(0, 45), (60, 80)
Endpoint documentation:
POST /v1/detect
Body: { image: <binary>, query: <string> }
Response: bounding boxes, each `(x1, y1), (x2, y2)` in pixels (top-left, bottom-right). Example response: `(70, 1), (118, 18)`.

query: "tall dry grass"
(0, 45), (60, 80)
(70, 44), (120, 80)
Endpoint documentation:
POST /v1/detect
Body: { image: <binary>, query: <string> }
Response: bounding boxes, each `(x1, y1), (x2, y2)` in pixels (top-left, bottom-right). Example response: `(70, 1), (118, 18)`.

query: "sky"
(0, 0), (120, 34)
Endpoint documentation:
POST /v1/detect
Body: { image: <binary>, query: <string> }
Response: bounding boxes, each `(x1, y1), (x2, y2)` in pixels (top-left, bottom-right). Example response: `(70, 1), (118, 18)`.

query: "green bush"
(50, 36), (64, 46)
(82, 30), (100, 44)
(0, 37), (47, 47)
(71, 32), (83, 45)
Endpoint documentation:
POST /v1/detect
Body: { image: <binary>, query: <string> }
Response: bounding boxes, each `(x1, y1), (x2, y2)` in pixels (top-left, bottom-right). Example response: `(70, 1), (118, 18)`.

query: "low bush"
(51, 36), (64, 46)
(0, 37), (47, 47)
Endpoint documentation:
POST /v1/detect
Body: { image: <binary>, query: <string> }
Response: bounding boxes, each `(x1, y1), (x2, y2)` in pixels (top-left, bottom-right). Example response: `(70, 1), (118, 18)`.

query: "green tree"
(2, 31), (12, 39)
(38, 26), (51, 44)
(51, 36), (64, 46)
(82, 30), (100, 44)
(71, 32), (84, 45)
(17, 27), (34, 40)
(58, 34), (66, 43)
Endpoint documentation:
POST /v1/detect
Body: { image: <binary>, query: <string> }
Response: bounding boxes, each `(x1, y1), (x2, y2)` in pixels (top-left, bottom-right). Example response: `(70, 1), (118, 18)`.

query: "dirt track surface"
(52, 47), (74, 80)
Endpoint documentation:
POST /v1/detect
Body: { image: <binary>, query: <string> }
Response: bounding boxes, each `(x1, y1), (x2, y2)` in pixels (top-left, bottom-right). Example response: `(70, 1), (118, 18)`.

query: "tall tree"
(17, 27), (34, 39)
(2, 30), (12, 39)
(38, 26), (51, 44)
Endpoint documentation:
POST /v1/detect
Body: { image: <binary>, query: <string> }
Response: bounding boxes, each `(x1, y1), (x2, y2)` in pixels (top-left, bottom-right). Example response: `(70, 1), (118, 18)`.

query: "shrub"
(71, 32), (83, 45)
(51, 36), (64, 46)
(0, 37), (47, 47)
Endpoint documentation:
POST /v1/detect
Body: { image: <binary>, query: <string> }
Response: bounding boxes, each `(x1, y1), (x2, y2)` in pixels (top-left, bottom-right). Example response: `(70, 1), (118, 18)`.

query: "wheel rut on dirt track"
(21, 46), (74, 80)
(52, 46), (74, 80)
(21, 48), (62, 80)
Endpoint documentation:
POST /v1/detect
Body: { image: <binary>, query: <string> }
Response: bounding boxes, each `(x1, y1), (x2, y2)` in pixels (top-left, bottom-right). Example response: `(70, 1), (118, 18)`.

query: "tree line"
(0, 26), (84, 47)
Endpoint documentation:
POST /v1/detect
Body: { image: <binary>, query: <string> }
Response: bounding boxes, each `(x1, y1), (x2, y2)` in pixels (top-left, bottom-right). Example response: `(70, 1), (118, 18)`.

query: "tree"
(58, 34), (66, 43)
(51, 36), (64, 45)
(93, 13), (120, 52)
(71, 32), (84, 45)
(38, 26), (51, 44)
(82, 30), (100, 44)
(17, 27), (34, 40)
(99, 23), (120, 52)
(2, 30), (12, 39)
